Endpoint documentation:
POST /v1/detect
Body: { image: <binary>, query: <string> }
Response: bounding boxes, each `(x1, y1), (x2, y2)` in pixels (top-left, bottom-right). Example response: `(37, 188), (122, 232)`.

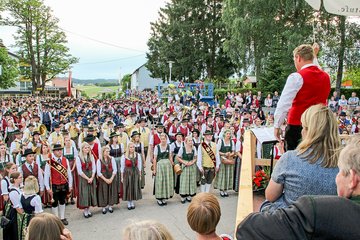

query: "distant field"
(76, 85), (119, 98)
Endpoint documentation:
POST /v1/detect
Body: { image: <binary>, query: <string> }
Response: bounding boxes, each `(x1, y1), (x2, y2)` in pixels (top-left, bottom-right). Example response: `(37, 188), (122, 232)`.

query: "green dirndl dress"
(154, 145), (174, 200)
(77, 159), (97, 208)
(179, 148), (197, 197)
(214, 139), (234, 191)
(134, 143), (146, 189)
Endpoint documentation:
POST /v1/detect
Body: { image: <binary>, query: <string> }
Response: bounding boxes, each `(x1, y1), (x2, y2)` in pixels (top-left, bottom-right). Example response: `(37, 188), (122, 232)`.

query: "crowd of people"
(0, 43), (359, 240)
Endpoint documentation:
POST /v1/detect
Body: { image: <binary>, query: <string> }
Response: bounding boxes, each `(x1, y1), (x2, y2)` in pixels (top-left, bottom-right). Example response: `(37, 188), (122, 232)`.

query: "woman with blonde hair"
(97, 146), (118, 214)
(63, 136), (78, 205)
(3, 171), (23, 240)
(176, 136), (197, 203)
(131, 131), (146, 189)
(121, 142), (142, 210)
(123, 220), (174, 240)
(19, 176), (43, 240)
(262, 104), (341, 212)
(0, 143), (13, 211)
(25, 212), (73, 240)
(75, 142), (97, 218)
(187, 193), (232, 240)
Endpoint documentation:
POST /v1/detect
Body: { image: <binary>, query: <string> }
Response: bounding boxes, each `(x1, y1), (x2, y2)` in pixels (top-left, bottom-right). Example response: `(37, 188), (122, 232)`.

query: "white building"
(130, 64), (163, 90)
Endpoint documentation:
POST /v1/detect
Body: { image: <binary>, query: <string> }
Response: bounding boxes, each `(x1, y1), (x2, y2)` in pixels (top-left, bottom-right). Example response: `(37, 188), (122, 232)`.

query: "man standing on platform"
(44, 144), (73, 226)
(274, 43), (330, 150)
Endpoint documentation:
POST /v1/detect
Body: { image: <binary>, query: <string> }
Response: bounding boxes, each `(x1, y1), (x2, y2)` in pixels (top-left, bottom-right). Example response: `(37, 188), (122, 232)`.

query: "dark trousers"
(284, 125), (302, 151)
(52, 184), (68, 207)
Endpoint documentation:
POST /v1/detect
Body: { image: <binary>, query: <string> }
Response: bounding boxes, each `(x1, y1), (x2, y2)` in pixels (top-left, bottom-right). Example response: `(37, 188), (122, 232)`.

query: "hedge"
(214, 87), (360, 100)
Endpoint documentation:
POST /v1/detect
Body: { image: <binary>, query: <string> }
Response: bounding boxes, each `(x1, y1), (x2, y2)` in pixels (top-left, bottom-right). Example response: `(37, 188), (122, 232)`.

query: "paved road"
(66, 167), (239, 240)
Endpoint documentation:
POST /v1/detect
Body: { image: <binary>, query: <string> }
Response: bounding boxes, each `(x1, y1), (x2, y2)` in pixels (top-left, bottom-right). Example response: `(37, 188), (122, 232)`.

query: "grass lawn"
(76, 85), (120, 98)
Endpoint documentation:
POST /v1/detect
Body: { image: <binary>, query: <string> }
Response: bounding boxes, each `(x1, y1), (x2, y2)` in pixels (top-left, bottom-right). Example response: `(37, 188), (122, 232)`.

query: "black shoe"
(88, 212), (92, 217)
(109, 208), (114, 213)
(224, 192), (229, 197)
(131, 206), (135, 210)
(157, 200), (164, 206)
(181, 199), (186, 204)
(102, 208), (107, 214)
(220, 192), (225, 198)
(70, 199), (75, 205)
(61, 219), (69, 225)
(186, 197), (192, 202)
(83, 213), (89, 218)
(127, 207), (132, 210)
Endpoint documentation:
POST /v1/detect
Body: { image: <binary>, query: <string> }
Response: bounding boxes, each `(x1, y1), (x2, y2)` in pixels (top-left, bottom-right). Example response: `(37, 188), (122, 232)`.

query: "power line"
(75, 54), (146, 65)
(61, 27), (146, 53)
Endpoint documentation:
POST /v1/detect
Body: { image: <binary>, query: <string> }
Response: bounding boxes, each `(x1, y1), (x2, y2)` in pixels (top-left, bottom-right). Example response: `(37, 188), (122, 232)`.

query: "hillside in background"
(72, 78), (119, 85)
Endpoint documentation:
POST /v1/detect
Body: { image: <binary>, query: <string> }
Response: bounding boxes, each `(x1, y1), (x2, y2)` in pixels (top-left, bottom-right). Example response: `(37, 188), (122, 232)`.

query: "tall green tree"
(147, 0), (234, 83)
(6, 0), (78, 92)
(120, 74), (131, 91)
(223, 0), (315, 92)
(0, 46), (19, 89)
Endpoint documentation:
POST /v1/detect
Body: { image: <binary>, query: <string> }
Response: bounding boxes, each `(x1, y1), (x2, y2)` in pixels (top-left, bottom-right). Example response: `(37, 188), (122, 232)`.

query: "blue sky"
(0, 0), (167, 79)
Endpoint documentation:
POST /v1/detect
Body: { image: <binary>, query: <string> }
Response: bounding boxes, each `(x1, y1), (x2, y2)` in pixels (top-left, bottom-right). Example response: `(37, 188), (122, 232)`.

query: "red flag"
(68, 71), (72, 97)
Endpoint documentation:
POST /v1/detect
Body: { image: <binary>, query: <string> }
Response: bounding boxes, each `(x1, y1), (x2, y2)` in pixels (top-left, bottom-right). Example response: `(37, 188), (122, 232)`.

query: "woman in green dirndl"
(97, 146), (118, 214)
(214, 130), (236, 197)
(108, 132), (124, 199)
(131, 131), (146, 189)
(36, 142), (52, 208)
(75, 142), (97, 218)
(153, 133), (174, 206)
(176, 136), (197, 203)
(121, 142), (142, 210)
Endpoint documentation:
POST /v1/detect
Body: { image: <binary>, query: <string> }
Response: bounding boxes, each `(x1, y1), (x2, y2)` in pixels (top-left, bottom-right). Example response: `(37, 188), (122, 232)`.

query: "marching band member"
(44, 144), (73, 225)
(149, 123), (169, 160)
(178, 119), (190, 140)
(168, 118), (180, 142)
(19, 149), (44, 193)
(84, 135), (101, 162)
(97, 146), (118, 214)
(78, 124), (89, 147)
(176, 136), (197, 203)
(75, 142), (97, 218)
(103, 121), (115, 145)
(121, 142), (142, 210)
(116, 123), (129, 147)
(65, 115), (80, 148)
(153, 133), (174, 206)
(197, 130), (220, 193)
(22, 123), (35, 143)
(48, 123), (64, 147)
(214, 129), (236, 197)
(9, 129), (22, 158)
(28, 131), (42, 155)
(137, 118), (151, 159)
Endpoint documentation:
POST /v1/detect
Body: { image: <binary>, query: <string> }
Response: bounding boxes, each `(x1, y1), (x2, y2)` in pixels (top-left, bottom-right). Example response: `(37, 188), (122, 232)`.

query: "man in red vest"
(274, 43), (330, 150)
(44, 144), (73, 225)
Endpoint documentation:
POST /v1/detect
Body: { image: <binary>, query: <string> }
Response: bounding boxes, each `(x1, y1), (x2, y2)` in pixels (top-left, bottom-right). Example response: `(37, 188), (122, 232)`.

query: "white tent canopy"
(305, 0), (360, 16)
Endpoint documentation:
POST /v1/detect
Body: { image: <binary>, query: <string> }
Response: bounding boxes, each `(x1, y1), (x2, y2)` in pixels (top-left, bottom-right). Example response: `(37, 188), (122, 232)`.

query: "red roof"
(52, 77), (70, 90)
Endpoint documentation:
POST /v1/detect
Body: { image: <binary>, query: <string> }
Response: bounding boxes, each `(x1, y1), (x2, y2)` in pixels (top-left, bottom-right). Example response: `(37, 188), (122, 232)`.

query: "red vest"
(151, 108), (157, 114)
(125, 157), (138, 168)
(153, 133), (161, 146)
(81, 160), (92, 172)
(179, 125), (188, 137)
(169, 105), (174, 113)
(287, 66), (330, 125)
(101, 160), (113, 173)
(92, 143), (99, 161)
(51, 157), (68, 185)
(22, 163), (39, 181)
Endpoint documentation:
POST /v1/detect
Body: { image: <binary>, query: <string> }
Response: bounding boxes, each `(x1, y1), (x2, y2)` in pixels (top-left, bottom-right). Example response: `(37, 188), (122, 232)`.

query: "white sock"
(127, 202), (132, 208)
(59, 204), (66, 219)
(52, 207), (59, 217)
(200, 184), (206, 192)
(131, 201), (135, 207)
(205, 184), (211, 193)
